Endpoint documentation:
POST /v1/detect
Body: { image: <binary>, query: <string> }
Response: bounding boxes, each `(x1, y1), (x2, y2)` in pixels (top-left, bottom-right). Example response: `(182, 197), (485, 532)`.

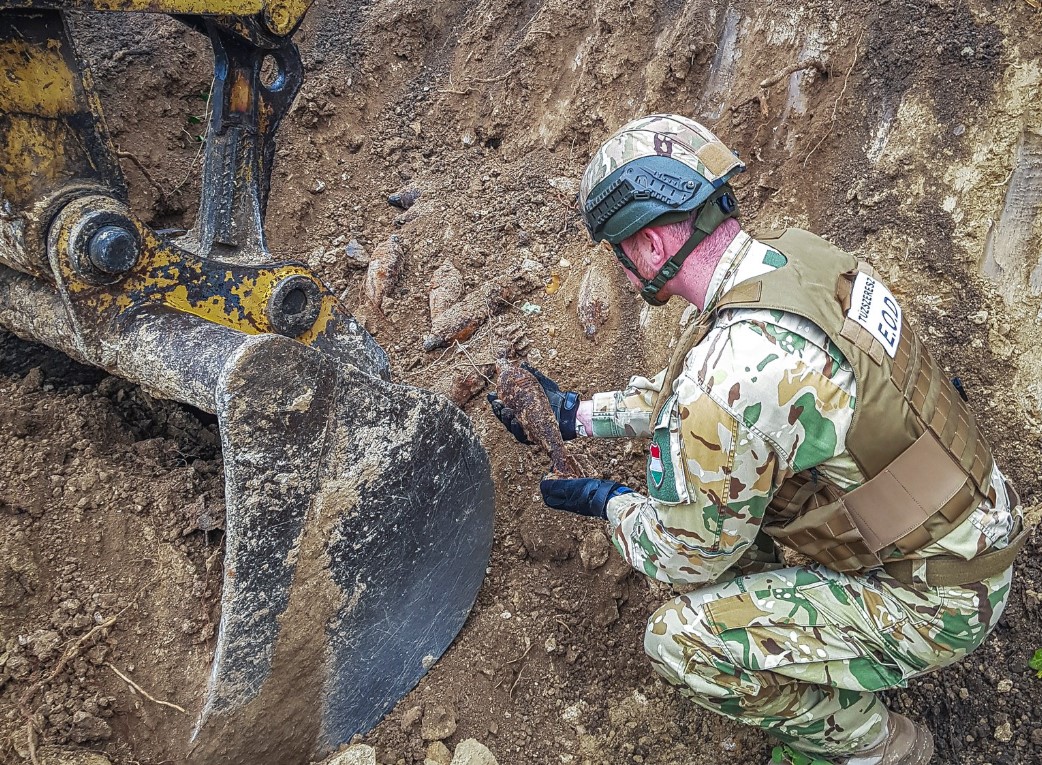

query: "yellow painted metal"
(0, 0), (264, 15)
(51, 197), (339, 341)
(0, 37), (78, 203)
(262, 0), (311, 35)
(0, 38), (77, 117)
(0, 0), (315, 36)
(1, 10), (124, 277)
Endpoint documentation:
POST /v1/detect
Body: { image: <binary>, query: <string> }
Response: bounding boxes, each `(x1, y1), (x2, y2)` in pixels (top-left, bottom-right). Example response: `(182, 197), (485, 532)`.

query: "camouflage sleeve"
(602, 316), (857, 587)
(588, 369), (667, 438)
(602, 392), (778, 586)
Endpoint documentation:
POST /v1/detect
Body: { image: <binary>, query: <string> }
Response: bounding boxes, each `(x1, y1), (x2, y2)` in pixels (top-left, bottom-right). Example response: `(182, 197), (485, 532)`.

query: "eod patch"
(848, 272), (902, 358)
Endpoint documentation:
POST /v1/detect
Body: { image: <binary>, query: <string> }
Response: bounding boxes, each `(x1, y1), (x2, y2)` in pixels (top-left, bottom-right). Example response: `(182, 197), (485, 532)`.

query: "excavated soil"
(3, 1), (1042, 764)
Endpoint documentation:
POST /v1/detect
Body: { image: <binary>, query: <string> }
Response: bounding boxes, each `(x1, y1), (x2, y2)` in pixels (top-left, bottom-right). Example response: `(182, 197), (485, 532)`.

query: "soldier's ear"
(642, 226), (672, 269)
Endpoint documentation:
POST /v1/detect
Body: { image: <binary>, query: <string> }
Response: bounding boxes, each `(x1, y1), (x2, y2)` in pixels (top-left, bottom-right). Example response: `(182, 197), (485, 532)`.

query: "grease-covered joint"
(268, 274), (321, 337)
(56, 201), (141, 284)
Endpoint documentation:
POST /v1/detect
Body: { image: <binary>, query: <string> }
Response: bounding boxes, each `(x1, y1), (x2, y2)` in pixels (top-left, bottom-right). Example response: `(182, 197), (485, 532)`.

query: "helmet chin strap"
(612, 185), (738, 307)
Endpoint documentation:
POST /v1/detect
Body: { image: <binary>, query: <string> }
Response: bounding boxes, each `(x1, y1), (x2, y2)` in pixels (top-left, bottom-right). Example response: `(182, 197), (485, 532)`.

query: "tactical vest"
(654, 229), (997, 573)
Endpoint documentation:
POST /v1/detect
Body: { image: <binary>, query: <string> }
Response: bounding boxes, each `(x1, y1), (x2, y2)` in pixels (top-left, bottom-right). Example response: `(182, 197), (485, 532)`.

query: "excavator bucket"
(0, 8), (494, 762)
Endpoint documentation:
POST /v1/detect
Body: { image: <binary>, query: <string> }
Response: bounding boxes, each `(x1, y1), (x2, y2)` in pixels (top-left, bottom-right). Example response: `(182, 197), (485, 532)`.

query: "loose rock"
(421, 702), (457, 741)
(450, 739), (498, 765)
(344, 239), (370, 269)
(579, 530), (611, 571)
(394, 201), (431, 226)
(425, 740), (452, 765)
(68, 711), (112, 743)
(592, 595), (620, 628)
(325, 744), (377, 765)
(37, 746), (113, 765)
(400, 704), (423, 730)
(388, 188), (422, 210)
(28, 629), (61, 661)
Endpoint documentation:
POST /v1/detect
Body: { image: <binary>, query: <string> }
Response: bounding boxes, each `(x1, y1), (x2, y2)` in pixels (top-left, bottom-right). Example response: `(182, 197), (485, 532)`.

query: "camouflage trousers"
(643, 562), (1013, 760)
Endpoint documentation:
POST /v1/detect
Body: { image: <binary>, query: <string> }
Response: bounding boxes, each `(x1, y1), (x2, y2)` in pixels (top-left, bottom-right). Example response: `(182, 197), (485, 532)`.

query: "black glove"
(540, 477), (633, 519)
(486, 363), (581, 443)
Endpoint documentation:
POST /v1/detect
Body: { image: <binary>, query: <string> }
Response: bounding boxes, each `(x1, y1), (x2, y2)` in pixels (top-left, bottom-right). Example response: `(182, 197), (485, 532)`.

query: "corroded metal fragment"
(495, 361), (580, 477)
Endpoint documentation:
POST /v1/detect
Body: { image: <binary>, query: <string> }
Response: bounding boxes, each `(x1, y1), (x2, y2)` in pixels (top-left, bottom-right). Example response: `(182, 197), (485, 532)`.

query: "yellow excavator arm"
(0, 4), (495, 763)
(1, 0), (312, 34)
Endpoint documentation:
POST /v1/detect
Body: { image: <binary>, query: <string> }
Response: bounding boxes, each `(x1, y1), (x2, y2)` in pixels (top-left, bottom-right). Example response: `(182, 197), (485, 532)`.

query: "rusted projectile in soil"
(0, 7), (493, 763)
(494, 360), (582, 477)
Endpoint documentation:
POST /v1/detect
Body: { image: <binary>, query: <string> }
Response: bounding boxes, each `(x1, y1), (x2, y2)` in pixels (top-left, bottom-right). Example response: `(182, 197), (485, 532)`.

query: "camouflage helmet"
(579, 114), (745, 245)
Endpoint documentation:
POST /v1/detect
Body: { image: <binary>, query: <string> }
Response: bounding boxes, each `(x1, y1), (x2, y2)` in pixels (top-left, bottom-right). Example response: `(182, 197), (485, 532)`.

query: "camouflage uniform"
(591, 230), (1020, 759)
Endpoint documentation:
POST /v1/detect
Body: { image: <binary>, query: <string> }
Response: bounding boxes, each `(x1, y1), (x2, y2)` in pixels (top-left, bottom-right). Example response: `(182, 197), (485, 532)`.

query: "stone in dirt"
(68, 711), (112, 744)
(578, 530), (611, 570)
(324, 743), (377, 765)
(592, 594), (620, 628)
(344, 239), (370, 269)
(421, 702), (458, 741)
(400, 704), (423, 730)
(425, 740), (452, 765)
(450, 739), (498, 765)
(27, 629), (61, 661)
(388, 188), (422, 210)
(37, 746), (113, 765)
(518, 510), (576, 562)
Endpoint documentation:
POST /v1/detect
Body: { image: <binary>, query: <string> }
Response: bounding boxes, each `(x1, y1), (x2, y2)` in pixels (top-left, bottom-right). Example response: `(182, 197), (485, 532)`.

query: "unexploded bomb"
(424, 277), (521, 351)
(577, 262), (611, 340)
(429, 261), (464, 321)
(364, 235), (405, 309)
(494, 361), (581, 477)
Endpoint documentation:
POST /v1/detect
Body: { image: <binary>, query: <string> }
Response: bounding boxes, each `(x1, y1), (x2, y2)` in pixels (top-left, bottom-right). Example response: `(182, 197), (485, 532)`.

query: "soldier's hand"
(539, 476), (632, 519)
(487, 392), (531, 444)
(520, 363), (581, 440)
(487, 364), (581, 443)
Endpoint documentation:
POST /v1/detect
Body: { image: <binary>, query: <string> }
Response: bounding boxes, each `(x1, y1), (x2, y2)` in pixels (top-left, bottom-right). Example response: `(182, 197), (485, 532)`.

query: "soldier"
(488, 114), (1026, 765)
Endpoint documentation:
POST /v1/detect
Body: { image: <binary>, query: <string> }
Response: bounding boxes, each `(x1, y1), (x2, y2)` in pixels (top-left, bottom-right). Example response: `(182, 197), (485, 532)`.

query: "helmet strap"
(612, 184), (738, 307)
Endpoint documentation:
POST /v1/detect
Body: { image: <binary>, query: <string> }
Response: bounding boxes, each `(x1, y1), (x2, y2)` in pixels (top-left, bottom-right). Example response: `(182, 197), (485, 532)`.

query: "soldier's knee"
(643, 596), (716, 682)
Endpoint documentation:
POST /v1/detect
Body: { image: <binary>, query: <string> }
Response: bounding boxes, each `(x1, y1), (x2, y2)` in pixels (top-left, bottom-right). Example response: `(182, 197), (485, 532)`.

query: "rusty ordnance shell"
(495, 361), (581, 477)
(364, 235), (405, 308)
(424, 276), (520, 351)
(577, 262), (611, 340)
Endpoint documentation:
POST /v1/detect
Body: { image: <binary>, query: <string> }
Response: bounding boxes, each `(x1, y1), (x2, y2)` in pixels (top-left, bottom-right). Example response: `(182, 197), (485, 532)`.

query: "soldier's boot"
(770, 712), (934, 765)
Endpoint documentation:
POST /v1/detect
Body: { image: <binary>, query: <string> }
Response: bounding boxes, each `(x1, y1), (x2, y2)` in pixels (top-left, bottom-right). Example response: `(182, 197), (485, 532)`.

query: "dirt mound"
(3, 1), (1042, 764)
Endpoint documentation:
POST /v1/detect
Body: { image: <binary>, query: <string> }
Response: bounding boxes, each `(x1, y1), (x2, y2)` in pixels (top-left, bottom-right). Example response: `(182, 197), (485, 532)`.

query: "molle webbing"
(653, 228), (995, 573)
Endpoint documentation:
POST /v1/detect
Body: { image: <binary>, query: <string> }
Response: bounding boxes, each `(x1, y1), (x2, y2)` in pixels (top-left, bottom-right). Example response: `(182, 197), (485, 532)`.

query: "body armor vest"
(654, 229), (995, 573)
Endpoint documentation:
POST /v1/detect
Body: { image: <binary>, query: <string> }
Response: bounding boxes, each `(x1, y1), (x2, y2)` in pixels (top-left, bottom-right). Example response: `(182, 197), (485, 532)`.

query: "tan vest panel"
(656, 229), (994, 572)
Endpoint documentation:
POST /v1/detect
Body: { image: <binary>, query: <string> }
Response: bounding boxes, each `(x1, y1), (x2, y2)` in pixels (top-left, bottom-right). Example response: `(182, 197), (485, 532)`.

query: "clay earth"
(2, 1), (1042, 764)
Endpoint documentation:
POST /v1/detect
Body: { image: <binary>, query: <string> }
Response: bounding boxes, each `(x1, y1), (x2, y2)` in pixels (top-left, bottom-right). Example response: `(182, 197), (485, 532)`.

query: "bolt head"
(87, 226), (140, 275)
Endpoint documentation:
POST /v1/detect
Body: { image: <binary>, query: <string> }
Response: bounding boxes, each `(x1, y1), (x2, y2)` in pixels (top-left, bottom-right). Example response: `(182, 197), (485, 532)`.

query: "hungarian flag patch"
(649, 443), (664, 488)
(646, 398), (681, 503)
